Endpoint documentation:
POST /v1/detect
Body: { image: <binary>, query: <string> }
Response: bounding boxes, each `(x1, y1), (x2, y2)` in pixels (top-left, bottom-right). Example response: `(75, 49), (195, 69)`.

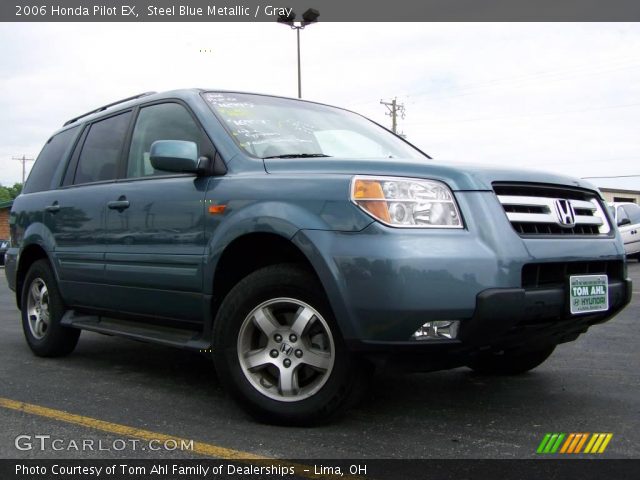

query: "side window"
(23, 126), (80, 193)
(126, 103), (203, 178)
(74, 111), (132, 185)
(622, 203), (640, 224)
(617, 206), (630, 225)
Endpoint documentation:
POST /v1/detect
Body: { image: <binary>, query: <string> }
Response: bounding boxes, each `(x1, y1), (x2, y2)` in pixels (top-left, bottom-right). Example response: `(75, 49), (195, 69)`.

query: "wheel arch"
(210, 231), (319, 318)
(15, 243), (52, 310)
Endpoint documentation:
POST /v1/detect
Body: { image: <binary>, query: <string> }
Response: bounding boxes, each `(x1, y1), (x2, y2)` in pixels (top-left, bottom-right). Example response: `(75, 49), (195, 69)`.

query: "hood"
(263, 157), (600, 193)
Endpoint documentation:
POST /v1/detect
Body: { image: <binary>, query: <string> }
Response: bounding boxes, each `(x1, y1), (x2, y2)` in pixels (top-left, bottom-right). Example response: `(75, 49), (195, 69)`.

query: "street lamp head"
(277, 10), (296, 25)
(301, 8), (320, 25)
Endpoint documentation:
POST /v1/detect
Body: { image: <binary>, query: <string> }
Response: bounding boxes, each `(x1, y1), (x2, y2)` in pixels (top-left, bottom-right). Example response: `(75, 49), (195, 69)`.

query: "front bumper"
(460, 278), (632, 346)
(293, 191), (631, 363)
(346, 278), (631, 351)
(344, 278), (632, 371)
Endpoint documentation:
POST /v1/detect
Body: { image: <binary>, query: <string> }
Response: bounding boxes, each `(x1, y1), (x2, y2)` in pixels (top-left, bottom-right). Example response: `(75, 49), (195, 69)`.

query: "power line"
(403, 100), (640, 127)
(582, 174), (640, 179)
(12, 155), (35, 184)
(403, 60), (640, 104)
(346, 55), (640, 110)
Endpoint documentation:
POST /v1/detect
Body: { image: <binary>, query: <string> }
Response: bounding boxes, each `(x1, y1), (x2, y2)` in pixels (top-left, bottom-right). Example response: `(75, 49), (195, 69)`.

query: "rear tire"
(467, 345), (556, 375)
(213, 264), (367, 425)
(21, 259), (80, 357)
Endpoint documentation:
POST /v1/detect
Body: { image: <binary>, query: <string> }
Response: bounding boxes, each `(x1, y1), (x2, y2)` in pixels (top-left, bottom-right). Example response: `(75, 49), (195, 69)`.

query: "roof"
(53, 89), (204, 137)
(0, 200), (14, 209)
(63, 91), (157, 126)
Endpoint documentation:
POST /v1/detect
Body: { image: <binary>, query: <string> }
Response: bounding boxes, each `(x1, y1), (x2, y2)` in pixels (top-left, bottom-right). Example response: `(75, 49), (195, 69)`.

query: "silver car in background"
(609, 202), (640, 260)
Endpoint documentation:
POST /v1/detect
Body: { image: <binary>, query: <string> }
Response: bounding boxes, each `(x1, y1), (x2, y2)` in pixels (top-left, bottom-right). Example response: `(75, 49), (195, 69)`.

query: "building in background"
(599, 188), (640, 204)
(0, 200), (12, 240)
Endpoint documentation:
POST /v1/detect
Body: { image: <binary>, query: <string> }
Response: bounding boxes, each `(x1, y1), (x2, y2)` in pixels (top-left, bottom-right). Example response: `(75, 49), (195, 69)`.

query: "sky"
(1, 22), (639, 190)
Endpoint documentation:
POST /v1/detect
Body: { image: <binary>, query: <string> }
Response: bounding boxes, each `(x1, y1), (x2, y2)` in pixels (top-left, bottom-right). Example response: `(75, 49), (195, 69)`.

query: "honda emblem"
(554, 199), (576, 228)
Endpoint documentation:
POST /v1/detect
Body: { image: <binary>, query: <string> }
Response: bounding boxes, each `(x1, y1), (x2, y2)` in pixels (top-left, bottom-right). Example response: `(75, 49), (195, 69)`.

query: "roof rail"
(63, 91), (157, 127)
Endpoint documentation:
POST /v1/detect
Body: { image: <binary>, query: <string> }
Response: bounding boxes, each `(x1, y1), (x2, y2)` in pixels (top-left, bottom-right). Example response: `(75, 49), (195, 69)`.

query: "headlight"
(350, 176), (463, 228)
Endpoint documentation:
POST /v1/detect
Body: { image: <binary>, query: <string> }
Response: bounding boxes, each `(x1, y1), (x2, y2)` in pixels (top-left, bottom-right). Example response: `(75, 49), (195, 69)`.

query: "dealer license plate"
(569, 274), (609, 315)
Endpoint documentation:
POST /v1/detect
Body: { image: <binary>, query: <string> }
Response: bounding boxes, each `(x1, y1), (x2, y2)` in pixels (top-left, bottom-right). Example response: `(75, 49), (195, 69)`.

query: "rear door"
(103, 101), (212, 322)
(50, 111), (133, 308)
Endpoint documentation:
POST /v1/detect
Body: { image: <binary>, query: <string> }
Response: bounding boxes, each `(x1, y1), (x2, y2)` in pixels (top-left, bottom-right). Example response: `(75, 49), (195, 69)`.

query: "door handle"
(107, 199), (130, 211)
(45, 202), (60, 213)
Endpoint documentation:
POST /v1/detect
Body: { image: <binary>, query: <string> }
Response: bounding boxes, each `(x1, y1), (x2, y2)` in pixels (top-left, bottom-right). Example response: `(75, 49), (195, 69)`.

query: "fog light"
(412, 321), (460, 340)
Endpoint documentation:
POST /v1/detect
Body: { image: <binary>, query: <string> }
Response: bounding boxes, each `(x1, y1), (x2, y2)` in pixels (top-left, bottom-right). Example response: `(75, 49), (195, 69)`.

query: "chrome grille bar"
(495, 189), (610, 236)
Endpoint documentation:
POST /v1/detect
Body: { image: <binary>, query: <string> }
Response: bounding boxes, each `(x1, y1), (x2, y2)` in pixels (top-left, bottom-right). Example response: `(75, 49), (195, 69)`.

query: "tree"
(0, 183), (23, 202)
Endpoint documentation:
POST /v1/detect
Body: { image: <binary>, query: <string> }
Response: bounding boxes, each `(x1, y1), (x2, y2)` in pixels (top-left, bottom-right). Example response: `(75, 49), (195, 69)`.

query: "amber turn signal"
(208, 205), (227, 215)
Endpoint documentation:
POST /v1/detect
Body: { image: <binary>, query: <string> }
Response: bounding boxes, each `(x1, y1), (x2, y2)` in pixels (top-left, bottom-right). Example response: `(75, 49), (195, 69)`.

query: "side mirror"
(150, 140), (203, 174)
(618, 218), (631, 227)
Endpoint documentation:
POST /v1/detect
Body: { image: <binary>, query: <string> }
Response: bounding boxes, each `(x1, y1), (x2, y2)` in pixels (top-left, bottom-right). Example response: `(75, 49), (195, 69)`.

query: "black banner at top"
(3, 0), (640, 22)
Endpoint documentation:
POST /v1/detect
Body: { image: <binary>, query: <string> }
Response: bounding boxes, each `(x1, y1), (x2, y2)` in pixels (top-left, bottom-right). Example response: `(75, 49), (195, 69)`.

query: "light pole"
(277, 8), (319, 99)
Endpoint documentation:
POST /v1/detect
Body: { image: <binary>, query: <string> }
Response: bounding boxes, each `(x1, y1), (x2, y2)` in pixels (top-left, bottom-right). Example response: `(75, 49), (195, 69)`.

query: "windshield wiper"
(262, 153), (332, 159)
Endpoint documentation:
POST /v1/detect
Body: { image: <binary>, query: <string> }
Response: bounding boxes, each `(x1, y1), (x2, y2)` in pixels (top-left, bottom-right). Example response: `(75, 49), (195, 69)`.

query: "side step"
(60, 311), (211, 351)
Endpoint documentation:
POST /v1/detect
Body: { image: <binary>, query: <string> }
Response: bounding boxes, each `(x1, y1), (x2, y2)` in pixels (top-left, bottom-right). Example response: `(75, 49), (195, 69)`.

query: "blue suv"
(5, 90), (632, 424)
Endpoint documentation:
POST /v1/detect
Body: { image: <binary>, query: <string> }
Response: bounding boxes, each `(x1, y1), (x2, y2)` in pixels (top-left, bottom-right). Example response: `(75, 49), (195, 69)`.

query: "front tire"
(467, 345), (556, 375)
(21, 259), (80, 357)
(213, 264), (366, 425)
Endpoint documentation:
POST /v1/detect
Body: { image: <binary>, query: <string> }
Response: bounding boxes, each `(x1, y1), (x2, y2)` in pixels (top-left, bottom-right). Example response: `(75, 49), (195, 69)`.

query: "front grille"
(493, 183), (611, 236)
(522, 260), (624, 289)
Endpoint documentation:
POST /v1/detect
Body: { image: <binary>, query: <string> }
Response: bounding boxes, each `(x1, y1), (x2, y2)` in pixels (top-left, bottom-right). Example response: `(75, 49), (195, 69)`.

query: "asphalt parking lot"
(0, 263), (638, 460)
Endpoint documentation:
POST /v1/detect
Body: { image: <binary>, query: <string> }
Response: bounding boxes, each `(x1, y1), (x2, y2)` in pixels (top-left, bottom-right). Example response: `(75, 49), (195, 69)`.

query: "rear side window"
(622, 203), (640, 224)
(23, 126), (79, 193)
(74, 111), (132, 184)
(126, 103), (203, 178)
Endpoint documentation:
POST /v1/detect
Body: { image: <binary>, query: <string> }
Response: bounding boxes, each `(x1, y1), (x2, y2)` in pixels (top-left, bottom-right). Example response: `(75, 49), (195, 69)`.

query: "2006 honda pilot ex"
(5, 89), (632, 424)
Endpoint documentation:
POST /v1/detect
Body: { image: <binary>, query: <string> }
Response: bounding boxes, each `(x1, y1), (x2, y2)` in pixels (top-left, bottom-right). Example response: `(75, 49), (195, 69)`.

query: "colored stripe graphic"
(537, 433), (552, 453)
(544, 434), (559, 453)
(550, 433), (565, 453)
(570, 433), (584, 453)
(585, 433), (613, 454)
(598, 434), (613, 453)
(539, 433), (613, 454)
(574, 433), (589, 453)
(560, 433), (575, 453)
(537, 433), (565, 454)
(584, 433), (598, 453)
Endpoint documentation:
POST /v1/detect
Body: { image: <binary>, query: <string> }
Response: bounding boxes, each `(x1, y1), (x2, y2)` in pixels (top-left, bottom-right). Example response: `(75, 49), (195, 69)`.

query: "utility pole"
(12, 155), (35, 184)
(380, 98), (405, 134)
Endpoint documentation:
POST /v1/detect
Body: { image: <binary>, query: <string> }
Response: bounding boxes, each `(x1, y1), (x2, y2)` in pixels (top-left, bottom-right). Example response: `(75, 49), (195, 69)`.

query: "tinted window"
(127, 103), (202, 178)
(622, 203), (640, 224)
(74, 112), (131, 184)
(23, 126), (79, 193)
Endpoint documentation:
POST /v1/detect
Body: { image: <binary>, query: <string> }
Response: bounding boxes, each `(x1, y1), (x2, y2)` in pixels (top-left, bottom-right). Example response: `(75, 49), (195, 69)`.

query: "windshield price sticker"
(570, 275), (609, 315)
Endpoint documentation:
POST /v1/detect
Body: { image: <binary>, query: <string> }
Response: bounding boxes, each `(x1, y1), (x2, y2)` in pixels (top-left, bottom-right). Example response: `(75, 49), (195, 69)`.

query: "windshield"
(203, 92), (424, 160)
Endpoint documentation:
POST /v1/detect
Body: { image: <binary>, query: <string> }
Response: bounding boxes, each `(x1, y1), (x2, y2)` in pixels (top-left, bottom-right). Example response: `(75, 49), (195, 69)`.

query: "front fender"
(203, 201), (334, 294)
